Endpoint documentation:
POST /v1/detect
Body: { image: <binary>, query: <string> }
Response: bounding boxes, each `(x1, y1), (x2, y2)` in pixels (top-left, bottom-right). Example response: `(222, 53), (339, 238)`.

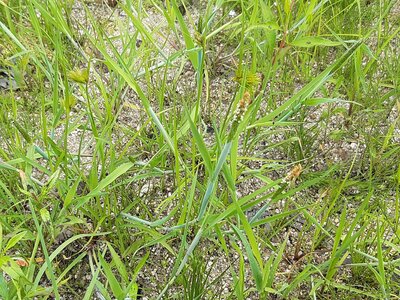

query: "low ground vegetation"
(0, 0), (399, 299)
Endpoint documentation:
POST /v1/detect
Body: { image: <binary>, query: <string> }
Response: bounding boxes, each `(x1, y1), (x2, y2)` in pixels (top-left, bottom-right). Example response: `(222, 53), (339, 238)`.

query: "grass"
(0, 0), (399, 299)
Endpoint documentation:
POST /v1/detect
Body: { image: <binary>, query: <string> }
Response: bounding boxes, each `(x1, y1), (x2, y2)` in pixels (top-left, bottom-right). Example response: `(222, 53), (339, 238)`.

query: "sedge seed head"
(67, 68), (89, 84)
(233, 71), (261, 91)
(61, 94), (77, 111)
(285, 164), (303, 183)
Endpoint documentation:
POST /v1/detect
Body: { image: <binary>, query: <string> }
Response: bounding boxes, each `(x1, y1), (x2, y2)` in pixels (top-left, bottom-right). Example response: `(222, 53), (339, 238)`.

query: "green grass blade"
(198, 142), (232, 220)
(255, 41), (363, 125)
(232, 224), (263, 291)
(75, 162), (134, 209)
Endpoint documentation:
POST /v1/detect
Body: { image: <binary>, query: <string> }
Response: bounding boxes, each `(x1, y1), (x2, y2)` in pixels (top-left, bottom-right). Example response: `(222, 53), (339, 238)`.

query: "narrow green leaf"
(255, 41), (362, 125)
(75, 162), (134, 209)
(107, 243), (129, 283)
(99, 254), (124, 299)
(171, 0), (198, 69)
(33, 233), (109, 290)
(63, 177), (82, 209)
(4, 231), (27, 253)
(187, 112), (212, 174)
(245, 22), (281, 33)
(198, 142), (232, 220)
(326, 205), (347, 279)
(157, 227), (204, 300)
(268, 236), (287, 288)
(304, 98), (361, 106)
(232, 225), (263, 291)
(290, 36), (342, 47)
(376, 221), (388, 299)
(83, 267), (101, 300)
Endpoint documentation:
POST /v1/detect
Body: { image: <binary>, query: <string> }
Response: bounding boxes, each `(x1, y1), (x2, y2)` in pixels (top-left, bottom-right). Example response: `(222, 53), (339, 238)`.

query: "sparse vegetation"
(0, 0), (399, 299)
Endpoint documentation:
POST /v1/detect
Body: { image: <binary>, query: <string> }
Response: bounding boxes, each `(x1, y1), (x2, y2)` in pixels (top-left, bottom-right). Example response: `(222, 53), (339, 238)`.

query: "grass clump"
(0, 0), (399, 299)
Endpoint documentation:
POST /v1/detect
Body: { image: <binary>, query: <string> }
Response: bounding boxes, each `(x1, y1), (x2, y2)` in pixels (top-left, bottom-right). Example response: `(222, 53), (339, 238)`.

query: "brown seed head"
(286, 164), (303, 182)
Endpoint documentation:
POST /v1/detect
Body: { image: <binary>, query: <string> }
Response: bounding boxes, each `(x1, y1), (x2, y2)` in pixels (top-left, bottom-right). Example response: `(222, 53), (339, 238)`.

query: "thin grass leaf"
(304, 97), (362, 106)
(290, 36), (342, 47)
(80, 26), (178, 159)
(187, 112), (212, 175)
(83, 267), (101, 300)
(376, 221), (388, 299)
(198, 142), (232, 220)
(171, 0), (198, 69)
(326, 205), (347, 279)
(107, 243), (128, 284)
(3, 231), (26, 253)
(266, 235), (287, 290)
(222, 163), (264, 270)
(32, 233), (109, 290)
(121, 209), (177, 228)
(57, 252), (87, 285)
(98, 253), (124, 299)
(255, 41), (362, 125)
(232, 224), (263, 291)
(75, 162), (134, 209)
(63, 177), (82, 209)
(157, 227), (204, 300)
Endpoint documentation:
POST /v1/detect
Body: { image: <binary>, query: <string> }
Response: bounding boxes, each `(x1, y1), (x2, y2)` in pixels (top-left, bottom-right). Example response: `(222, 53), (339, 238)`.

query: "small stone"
(140, 183), (151, 197)
(228, 10), (237, 17)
